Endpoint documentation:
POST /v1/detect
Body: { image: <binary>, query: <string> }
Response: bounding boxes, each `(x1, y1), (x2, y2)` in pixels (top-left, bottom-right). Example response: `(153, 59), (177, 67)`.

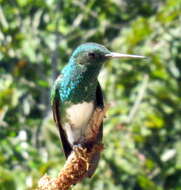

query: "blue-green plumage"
(51, 42), (145, 177)
(59, 43), (110, 103)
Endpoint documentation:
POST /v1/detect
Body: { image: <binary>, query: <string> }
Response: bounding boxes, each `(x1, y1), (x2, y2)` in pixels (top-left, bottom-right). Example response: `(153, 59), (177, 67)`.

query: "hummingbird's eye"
(88, 52), (96, 59)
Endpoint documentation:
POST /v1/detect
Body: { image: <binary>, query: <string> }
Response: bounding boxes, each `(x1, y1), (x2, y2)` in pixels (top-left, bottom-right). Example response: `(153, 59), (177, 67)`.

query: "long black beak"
(105, 52), (145, 59)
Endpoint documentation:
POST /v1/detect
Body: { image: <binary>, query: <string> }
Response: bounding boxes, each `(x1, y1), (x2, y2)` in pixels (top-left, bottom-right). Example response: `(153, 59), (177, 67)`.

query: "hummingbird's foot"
(73, 143), (82, 151)
(72, 143), (86, 157)
(73, 144), (83, 158)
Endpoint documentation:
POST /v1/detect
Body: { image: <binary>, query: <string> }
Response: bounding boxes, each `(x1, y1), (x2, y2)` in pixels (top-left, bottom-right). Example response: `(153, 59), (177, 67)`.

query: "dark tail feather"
(86, 152), (101, 177)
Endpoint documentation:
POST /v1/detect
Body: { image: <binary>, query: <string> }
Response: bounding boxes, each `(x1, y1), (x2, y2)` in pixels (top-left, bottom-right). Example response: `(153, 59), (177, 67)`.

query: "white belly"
(64, 101), (95, 145)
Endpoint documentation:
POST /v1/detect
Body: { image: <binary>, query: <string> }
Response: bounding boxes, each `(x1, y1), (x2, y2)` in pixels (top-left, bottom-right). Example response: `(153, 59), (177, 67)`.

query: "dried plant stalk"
(38, 105), (109, 190)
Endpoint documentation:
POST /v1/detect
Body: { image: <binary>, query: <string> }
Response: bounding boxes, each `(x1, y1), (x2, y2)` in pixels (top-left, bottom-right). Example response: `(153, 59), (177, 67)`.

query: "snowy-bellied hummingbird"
(51, 42), (145, 177)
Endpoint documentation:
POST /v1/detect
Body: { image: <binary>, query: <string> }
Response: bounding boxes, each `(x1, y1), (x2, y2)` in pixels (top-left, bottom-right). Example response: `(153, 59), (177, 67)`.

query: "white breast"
(64, 101), (95, 145)
(67, 101), (94, 128)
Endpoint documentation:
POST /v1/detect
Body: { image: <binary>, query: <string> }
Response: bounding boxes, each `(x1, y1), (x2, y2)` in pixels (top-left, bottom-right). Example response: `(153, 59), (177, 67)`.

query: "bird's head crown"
(69, 42), (111, 66)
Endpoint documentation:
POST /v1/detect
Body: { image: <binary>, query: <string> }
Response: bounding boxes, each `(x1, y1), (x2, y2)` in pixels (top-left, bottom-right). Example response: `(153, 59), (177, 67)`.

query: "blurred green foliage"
(0, 0), (181, 189)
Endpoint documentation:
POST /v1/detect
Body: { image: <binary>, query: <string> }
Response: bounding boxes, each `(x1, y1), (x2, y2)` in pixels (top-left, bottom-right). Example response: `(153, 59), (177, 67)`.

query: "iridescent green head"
(69, 42), (145, 68)
(70, 42), (110, 68)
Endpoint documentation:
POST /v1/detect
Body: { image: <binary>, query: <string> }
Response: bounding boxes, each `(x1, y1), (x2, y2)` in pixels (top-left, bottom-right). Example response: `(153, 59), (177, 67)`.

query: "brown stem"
(38, 105), (109, 190)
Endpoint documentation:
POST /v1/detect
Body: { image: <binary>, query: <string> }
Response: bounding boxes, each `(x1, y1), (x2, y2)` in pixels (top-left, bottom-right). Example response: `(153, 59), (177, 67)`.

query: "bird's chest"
(60, 101), (95, 145)
(63, 101), (95, 129)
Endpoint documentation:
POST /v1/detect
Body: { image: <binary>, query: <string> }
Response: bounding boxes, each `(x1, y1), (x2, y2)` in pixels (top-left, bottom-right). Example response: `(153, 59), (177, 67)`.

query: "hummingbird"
(51, 42), (144, 177)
